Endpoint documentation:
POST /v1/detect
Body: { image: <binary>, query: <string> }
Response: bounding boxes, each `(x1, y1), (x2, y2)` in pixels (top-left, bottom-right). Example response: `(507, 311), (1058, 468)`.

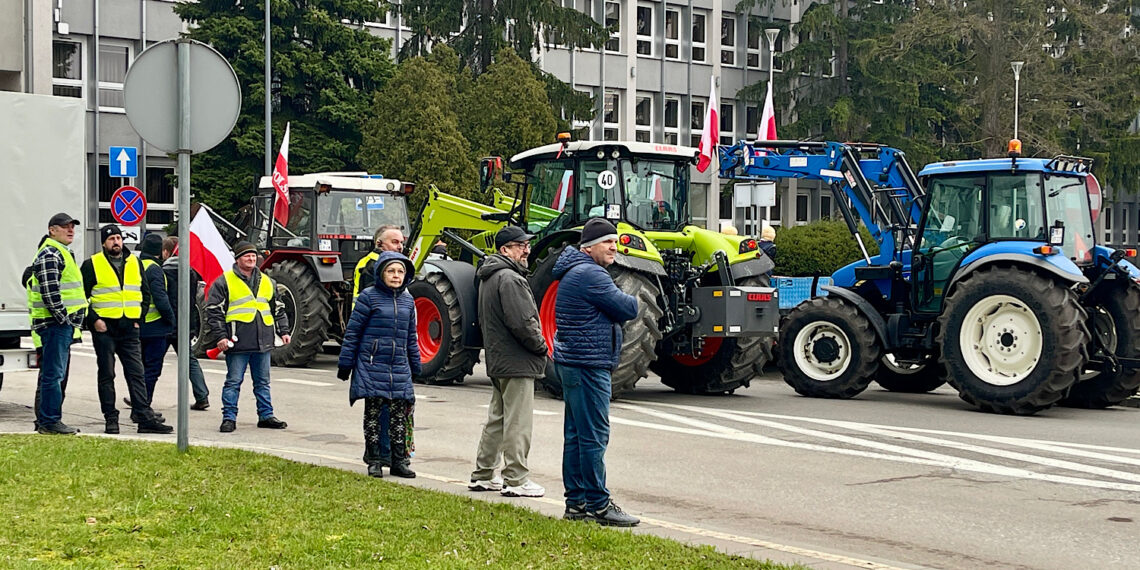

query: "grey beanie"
(579, 218), (618, 248)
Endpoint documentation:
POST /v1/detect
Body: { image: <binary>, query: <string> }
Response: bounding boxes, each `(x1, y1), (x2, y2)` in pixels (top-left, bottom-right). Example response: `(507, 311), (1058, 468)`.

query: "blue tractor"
(718, 140), (1140, 415)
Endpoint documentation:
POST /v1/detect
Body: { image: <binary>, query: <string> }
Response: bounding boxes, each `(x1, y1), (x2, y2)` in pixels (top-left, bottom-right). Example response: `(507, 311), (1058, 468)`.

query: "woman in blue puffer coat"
(337, 251), (421, 479)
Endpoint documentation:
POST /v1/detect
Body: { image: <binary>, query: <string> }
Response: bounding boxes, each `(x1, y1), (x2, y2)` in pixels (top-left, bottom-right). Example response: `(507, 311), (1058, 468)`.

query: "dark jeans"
(363, 397), (410, 467)
(222, 351), (274, 421)
(556, 363), (612, 512)
(35, 324), (73, 426)
(34, 346), (71, 428)
(169, 338), (209, 402)
(140, 336), (169, 403)
(93, 322), (159, 423)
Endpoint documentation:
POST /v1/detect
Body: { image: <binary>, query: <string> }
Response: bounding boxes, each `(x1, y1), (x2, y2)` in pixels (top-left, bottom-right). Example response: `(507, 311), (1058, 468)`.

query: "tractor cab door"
(524, 158), (575, 235)
(912, 175), (986, 313)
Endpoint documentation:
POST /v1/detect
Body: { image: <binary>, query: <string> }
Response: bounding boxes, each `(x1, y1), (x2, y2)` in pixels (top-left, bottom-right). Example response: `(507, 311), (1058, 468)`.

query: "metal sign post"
(124, 38), (240, 452)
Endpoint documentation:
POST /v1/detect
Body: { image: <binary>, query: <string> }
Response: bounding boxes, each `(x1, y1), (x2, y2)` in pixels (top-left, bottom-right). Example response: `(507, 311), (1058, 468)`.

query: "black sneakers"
(105, 419), (120, 434)
(257, 417), (287, 429)
(138, 420), (173, 434)
(367, 464), (384, 478)
(219, 419), (236, 433)
(587, 501), (640, 527)
(563, 504), (588, 521)
(37, 422), (78, 435)
(190, 399), (210, 411)
(389, 463), (416, 478)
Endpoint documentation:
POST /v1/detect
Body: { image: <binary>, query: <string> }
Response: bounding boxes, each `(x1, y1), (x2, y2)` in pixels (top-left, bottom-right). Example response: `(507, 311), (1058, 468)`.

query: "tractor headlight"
(619, 234), (646, 251)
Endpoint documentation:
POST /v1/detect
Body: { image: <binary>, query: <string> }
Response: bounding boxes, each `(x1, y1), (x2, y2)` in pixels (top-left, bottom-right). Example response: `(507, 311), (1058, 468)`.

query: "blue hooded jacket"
(551, 247), (638, 369)
(337, 251), (420, 404)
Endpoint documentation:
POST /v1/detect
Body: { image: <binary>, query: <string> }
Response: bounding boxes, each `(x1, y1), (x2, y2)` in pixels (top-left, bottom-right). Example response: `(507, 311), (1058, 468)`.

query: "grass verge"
(0, 435), (805, 569)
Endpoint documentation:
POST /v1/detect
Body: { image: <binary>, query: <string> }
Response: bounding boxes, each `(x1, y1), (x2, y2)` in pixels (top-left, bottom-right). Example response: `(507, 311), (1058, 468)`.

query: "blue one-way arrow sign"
(109, 146), (138, 178)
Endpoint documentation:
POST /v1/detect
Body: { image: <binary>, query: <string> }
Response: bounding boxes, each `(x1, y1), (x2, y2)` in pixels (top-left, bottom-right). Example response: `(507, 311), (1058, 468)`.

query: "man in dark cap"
(551, 217), (640, 526)
(80, 224), (171, 434)
(468, 226), (548, 498)
(26, 213), (86, 434)
(205, 240), (291, 433)
(137, 233), (175, 406)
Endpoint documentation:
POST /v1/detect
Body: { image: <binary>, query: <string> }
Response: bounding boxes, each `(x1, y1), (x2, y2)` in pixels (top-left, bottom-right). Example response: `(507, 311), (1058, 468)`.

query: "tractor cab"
(913, 155), (1098, 312)
(506, 141), (697, 237)
(247, 173), (413, 279)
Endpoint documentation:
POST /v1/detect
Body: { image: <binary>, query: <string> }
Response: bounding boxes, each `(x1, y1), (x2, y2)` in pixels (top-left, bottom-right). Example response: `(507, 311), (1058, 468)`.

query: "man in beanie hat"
(205, 240), (292, 433)
(550, 217), (640, 526)
(136, 233), (175, 406)
(81, 225), (172, 434)
(467, 225), (547, 497)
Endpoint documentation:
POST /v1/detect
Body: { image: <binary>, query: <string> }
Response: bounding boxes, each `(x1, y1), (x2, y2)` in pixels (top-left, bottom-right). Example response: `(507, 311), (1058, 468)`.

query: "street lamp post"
(1011, 61), (1024, 140)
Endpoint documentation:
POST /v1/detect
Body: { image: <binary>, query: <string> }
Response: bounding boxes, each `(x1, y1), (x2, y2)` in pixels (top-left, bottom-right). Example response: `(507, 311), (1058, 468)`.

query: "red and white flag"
(189, 208), (235, 296)
(552, 170), (573, 212)
(272, 122), (291, 227)
(759, 81), (778, 141)
(696, 77), (719, 173)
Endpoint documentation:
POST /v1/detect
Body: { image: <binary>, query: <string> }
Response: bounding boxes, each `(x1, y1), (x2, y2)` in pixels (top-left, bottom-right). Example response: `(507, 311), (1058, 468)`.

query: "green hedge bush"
(773, 219), (880, 277)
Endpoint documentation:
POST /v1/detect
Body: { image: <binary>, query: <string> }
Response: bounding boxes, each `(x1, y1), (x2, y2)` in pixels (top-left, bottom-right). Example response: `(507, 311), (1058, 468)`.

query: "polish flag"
(272, 122), (291, 227)
(696, 76), (719, 173)
(552, 170), (573, 211)
(759, 81), (778, 141)
(189, 208), (235, 296)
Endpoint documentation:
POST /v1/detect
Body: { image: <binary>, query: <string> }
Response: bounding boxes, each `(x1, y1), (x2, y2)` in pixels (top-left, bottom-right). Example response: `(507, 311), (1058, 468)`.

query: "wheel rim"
(792, 321), (853, 381)
(959, 294), (1042, 386)
(539, 280), (560, 357)
(276, 283), (298, 338)
(673, 337), (724, 366)
(414, 297), (443, 362)
(882, 353), (925, 375)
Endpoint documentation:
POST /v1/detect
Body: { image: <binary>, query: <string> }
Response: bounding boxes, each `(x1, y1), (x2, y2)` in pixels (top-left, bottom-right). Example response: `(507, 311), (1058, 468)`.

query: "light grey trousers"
(471, 377), (535, 487)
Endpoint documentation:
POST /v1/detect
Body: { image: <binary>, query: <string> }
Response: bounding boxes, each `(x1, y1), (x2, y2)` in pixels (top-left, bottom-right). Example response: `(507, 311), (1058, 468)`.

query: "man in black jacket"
(468, 226), (548, 498)
(81, 225), (171, 434)
(138, 234), (175, 405)
(205, 241), (291, 432)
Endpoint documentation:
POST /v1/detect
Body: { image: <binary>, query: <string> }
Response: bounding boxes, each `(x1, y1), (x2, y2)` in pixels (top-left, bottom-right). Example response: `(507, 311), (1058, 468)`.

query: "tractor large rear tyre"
(1061, 281), (1140, 408)
(779, 297), (880, 399)
(654, 276), (772, 394)
(874, 354), (947, 393)
(531, 247), (662, 399)
(266, 260), (332, 367)
(409, 272), (479, 385)
(939, 267), (1087, 415)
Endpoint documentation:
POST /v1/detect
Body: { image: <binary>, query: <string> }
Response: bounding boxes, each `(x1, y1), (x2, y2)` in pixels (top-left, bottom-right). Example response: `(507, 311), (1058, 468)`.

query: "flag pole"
(764, 28), (780, 228)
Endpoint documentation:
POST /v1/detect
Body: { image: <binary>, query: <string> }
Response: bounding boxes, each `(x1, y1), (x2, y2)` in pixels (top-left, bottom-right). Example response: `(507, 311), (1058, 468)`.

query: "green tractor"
(406, 138), (779, 397)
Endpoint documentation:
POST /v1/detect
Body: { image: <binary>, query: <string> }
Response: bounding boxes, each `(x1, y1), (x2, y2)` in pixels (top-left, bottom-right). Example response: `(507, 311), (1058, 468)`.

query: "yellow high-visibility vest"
(223, 269), (275, 326)
(88, 252), (143, 319)
(141, 258), (167, 323)
(353, 251), (381, 301)
(27, 239), (87, 346)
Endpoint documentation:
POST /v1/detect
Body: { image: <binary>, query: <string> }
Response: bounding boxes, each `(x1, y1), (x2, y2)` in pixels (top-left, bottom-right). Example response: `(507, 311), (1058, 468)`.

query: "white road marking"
(274, 378), (333, 387)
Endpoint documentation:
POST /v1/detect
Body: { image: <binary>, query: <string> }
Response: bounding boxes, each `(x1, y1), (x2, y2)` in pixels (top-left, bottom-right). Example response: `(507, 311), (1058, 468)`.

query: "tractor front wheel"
(939, 267), (1087, 415)
(779, 296), (881, 399)
(653, 276), (773, 394)
(409, 272), (479, 385)
(266, 260), (333, 367)
(1061, 281), (1140, 408)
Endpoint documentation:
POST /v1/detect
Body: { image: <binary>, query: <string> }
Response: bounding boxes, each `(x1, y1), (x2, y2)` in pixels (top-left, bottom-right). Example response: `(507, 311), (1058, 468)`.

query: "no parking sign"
(110, 185), (147, 226)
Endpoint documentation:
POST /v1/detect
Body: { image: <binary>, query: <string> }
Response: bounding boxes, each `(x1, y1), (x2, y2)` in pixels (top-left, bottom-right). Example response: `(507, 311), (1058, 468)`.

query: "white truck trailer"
(0, 91), (87, 393)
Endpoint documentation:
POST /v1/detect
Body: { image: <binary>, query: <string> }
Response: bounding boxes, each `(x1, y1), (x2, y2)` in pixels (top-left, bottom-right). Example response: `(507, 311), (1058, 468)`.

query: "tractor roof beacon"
(718, 139), (1140, 414)
(404, 135), (781, 397)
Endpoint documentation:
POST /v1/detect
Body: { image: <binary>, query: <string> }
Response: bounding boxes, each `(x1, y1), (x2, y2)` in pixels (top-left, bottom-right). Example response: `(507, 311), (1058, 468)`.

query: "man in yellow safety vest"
(80, 224), (172, 435)
(205, 240), (292, 433)
(26, 213), (87, 434)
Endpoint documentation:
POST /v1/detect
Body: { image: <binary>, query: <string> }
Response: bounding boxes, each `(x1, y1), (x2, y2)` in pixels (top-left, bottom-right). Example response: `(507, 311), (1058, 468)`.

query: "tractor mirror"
(480, 157), (503, 193)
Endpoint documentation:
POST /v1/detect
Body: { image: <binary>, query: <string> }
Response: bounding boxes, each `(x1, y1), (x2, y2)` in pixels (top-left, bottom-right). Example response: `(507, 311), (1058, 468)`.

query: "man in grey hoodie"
(468, 226), (549, 498)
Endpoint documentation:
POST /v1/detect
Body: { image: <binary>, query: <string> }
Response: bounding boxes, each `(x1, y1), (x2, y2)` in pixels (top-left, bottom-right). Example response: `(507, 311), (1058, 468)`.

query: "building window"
(747, 21), (762, 69)
(98, 44), (130, 110)
(605, 1), (621, 52)
(772, 33), (785, 72)
(663, 97), (680, 144)
(691, 182), (709, 226)
(691, 12), (707, 63)
(636, 5), (654, 56)
(820, 194), (832, 220)
(690, 100), (705, 148)
(635, 95), (652, 142)
(720, 102), (735, 146)
(664, 9), (681, 60)
(603, 90), (620, 141)
(770, 189), (782, 222)
(721, 16), (736, 66)
(52, 40), (83, 99)
(796, 194), (809, 222)
(1104, 206), (1113, 242)
(746, 105), (759, 137)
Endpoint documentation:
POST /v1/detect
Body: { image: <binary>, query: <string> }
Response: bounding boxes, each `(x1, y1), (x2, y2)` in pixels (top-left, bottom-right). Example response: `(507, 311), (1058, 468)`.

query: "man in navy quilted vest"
(551, 218), (640, 527)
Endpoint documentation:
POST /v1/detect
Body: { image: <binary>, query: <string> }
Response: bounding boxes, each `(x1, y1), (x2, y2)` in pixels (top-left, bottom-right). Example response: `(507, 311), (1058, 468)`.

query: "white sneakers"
(468, 476), (504, 492)
(500, 480), (545, 498)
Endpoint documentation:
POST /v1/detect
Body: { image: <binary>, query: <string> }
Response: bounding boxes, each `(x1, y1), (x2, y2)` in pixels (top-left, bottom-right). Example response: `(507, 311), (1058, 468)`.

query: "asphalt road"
(2, 340), (1138, 570)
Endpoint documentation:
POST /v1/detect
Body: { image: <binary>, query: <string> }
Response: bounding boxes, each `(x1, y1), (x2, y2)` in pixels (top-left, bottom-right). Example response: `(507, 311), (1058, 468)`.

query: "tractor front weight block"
(690, 285), (780, 338)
